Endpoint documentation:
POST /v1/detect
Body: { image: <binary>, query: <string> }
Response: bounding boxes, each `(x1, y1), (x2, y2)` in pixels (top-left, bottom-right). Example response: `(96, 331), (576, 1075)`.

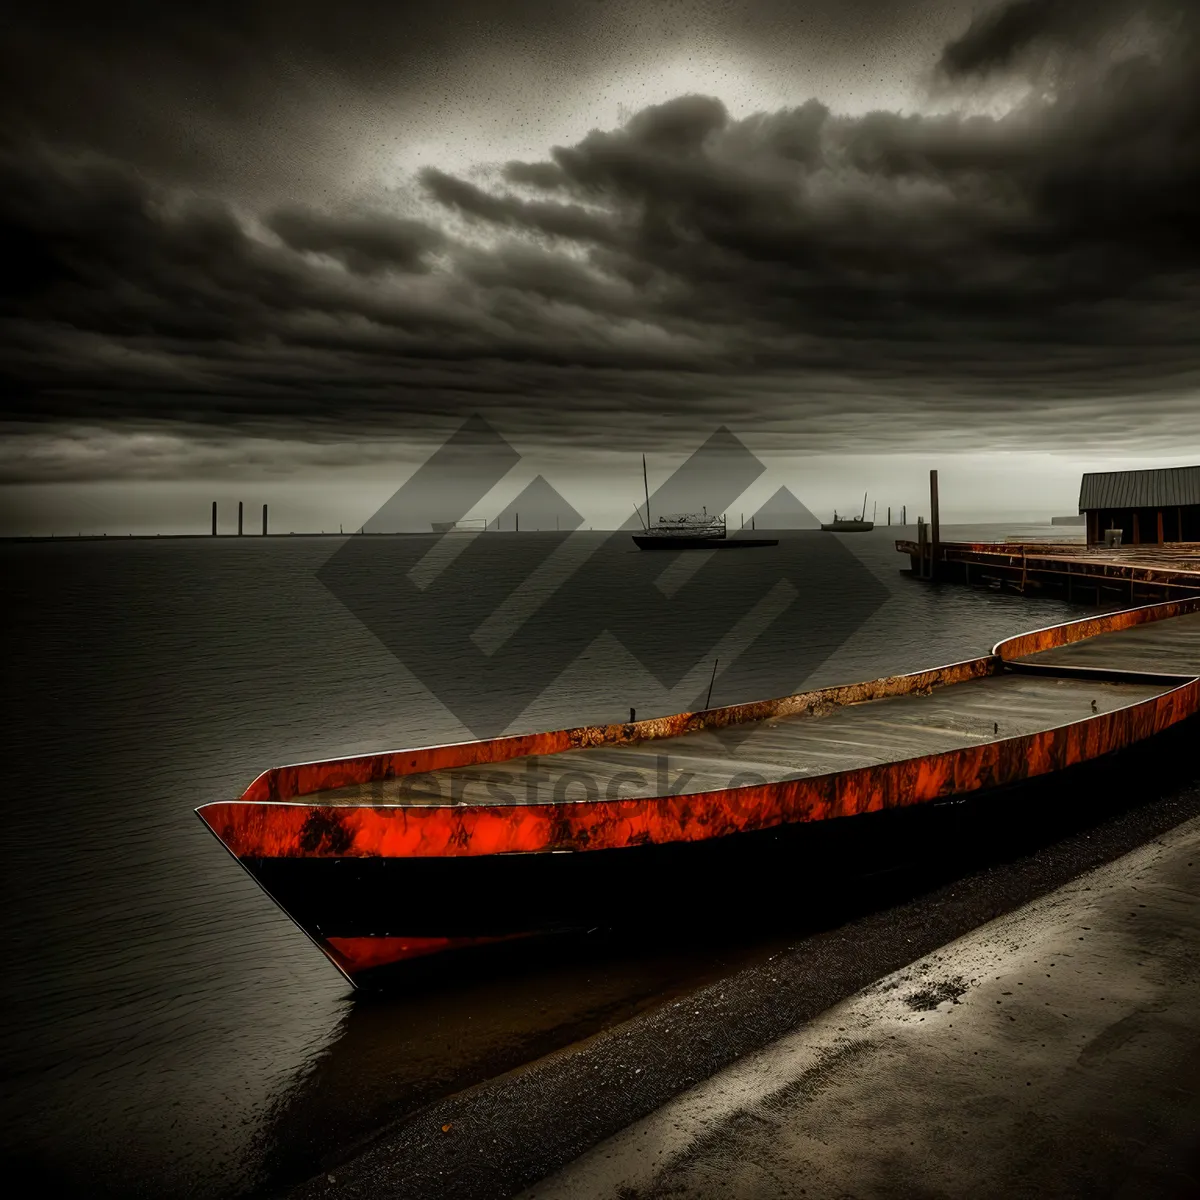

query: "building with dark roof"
(1078, 465), (1200, 545)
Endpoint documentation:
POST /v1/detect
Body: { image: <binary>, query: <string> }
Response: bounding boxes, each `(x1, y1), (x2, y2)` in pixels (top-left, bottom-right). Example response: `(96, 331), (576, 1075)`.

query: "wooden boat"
(197, 598), (1200, 986)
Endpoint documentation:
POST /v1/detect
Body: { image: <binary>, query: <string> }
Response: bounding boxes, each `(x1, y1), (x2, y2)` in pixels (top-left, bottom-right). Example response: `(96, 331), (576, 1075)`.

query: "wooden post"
(902, 505), (906, 525)
(1132, 511), (1140, 544)
(238, 501), (244, 536)
(917, 517), (928, 579)
(211, 501), (217, 536)
(515, 512), (519, 532)
(262, 504), (268, 536)
(887, 506), (891, 526)
(1157, 510), (1164, 544)
(929, 470), (940, 581)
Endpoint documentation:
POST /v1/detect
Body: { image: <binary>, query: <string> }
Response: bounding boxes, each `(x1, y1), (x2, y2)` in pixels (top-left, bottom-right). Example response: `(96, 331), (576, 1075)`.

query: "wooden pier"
(896, 539), (1200, 603)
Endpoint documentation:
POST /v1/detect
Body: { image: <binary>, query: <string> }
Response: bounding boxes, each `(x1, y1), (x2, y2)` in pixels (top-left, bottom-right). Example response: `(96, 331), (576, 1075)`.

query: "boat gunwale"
(196, 674), (1200, 861)
(229, 654), (1001, 804)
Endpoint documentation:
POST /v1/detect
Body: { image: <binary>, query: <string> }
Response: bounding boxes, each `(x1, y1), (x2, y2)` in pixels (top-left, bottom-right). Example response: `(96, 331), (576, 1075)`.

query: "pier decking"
(896, 539), (1200, 602)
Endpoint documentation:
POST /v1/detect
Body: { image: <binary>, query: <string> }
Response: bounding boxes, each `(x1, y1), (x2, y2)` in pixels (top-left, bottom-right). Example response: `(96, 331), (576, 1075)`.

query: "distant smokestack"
(211, 501), (217, 536)
(262, 503), (268, 536)
(238, 501), (244, 536)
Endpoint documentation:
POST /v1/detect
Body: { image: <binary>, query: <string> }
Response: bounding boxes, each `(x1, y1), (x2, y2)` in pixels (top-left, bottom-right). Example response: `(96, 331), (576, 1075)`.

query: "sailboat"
(822, 492), (875, 533)
(631, 455), (778, 550)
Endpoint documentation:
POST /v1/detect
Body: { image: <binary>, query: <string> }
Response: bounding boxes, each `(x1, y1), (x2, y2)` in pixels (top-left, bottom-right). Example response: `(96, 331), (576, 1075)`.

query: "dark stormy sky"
(2, 0), (1198, 531)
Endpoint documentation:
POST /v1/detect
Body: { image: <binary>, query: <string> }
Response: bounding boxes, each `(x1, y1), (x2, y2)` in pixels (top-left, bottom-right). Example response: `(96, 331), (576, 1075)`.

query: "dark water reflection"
(0, 526), (1092, 1197)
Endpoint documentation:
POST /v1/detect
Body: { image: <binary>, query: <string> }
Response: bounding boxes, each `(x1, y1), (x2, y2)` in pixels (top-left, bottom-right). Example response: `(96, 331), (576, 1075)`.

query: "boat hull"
(821, 521), (874, 532)
(209, 713), (1200, 987)
(197, 597), (1200, 985)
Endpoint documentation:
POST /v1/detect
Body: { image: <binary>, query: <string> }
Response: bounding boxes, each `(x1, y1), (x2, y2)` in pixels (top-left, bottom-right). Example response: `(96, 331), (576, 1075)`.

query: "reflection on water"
(0, 526), (1094, 1197)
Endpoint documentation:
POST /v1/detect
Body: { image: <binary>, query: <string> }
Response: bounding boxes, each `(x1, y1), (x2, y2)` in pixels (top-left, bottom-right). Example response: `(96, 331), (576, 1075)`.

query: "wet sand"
(526, 815), (1200, 1200)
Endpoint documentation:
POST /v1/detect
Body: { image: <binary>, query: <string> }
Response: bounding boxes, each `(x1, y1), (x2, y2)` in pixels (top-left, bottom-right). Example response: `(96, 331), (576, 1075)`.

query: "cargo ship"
(197, 597), (1200, 987)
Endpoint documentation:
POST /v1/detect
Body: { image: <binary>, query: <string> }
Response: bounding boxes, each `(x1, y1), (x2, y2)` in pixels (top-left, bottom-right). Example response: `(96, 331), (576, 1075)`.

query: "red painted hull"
(197, 598), (1200, 985)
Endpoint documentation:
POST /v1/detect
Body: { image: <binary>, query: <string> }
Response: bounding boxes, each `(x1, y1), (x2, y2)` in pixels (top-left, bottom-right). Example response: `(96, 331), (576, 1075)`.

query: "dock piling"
(211, 501), (217, 536)
(262, 504), (268, 536)
(238, 502), (243, 537)
(929, 470), (940, 581)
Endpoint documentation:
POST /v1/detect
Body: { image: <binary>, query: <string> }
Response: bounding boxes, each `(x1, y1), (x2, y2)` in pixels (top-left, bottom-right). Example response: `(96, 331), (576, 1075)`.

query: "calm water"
(0, 525), (1091, 1197)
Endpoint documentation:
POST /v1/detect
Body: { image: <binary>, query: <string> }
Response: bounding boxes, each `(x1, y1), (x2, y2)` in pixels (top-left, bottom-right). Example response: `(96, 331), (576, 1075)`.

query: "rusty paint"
(993, 596), (1200, 661)
(236, 656), (998, 805)
(197, 675), (1200, 864)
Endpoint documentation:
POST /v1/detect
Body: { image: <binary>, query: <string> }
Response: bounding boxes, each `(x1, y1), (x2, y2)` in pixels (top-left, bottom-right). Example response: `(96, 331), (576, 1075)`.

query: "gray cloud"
(266, 207), (445, 275)
(1, 0), (1198, 480)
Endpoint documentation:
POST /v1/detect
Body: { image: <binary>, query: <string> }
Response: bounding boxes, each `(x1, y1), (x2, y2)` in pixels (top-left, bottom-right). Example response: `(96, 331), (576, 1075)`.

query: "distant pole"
(238, 501), (244, 536)
(887, 506), (891, 526)
(262, 503), (268, 536)
(929, 469), (940, 580)
(516, 512), (519, 532)
(211, 500), (217, 536)
(902, 505), (907, 525)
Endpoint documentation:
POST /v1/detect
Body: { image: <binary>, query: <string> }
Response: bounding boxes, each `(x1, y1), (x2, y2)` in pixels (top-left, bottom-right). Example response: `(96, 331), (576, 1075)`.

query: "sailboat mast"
(861, 492), (868, 522)
(643, 455), (651, 527)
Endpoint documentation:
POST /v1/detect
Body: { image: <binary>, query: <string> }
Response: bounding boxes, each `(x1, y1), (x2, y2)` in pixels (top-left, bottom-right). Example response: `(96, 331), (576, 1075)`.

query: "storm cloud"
(1, 0), (1198, 480)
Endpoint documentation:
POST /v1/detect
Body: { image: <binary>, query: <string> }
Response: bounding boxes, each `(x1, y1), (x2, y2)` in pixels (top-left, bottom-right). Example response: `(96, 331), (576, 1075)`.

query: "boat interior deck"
(1010, 611), (1200, 677)
(297, 610), (1200, 809)
(309, 672), (1173, 808)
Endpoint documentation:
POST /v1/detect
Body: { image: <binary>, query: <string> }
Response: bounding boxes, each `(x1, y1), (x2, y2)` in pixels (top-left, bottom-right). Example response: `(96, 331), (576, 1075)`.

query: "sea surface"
(0, 524), (1094, 1197)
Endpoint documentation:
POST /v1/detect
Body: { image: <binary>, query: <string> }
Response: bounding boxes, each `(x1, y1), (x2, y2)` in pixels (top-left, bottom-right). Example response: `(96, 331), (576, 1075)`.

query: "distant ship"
(821, 493), (874, 533)
(632, 457), (777, 550)
(431, 519), (488, 534)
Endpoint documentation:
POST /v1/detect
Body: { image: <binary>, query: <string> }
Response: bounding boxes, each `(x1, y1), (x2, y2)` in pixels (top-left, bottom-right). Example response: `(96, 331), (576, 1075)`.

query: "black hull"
(632, 535), (779, 550)
(238, 716), (1196, 961)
